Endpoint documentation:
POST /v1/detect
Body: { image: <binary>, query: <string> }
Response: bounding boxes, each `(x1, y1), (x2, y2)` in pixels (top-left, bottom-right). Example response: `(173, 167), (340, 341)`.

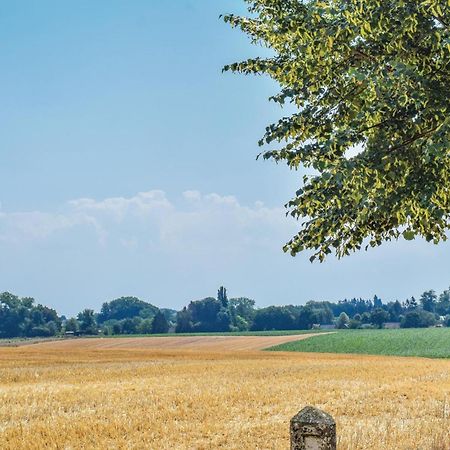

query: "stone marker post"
(290, 406), (336, 450)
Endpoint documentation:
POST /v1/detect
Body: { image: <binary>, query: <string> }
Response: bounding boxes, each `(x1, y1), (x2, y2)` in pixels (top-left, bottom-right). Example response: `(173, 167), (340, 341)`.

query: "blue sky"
(0, 0), (448, 316)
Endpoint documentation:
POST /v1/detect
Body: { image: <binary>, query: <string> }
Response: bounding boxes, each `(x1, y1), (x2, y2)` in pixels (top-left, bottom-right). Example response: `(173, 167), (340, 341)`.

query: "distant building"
(384, 322), (400, 329)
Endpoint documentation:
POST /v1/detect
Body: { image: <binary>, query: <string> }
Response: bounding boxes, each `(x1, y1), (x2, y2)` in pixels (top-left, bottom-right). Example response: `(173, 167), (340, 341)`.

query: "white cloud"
(0, 190), (295, 255)
(0, 210), (103, 243)
(68, 190), (172, 221)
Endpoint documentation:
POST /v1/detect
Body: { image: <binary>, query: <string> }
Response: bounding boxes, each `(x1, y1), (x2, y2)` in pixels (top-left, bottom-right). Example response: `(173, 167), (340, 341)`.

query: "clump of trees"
(95, 297), (166, 335)
(175, 287), (248, 333)
(174, 287), (450, 332)
(0, 293), (173, 339)
(0, 292), (61, 338)
(2, 286), (450, 339)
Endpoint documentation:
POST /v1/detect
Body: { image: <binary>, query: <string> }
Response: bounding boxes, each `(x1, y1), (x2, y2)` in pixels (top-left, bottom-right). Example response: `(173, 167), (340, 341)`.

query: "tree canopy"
(97, 297), (159, 323)
(0, 292), (61, 338)
(224, 0), (450, 261)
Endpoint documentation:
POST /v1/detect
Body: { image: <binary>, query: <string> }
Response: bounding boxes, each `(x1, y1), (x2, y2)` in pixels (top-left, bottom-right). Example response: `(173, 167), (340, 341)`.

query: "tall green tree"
(175, 307), (194, 333)
(229, 297), (256, 330)
(224, 0), (450, 261)
(251, 306), (297, 330)
(151, 311), (170, 334)
(0, 293), (26, 338)
(64, 317), (79, 333)
(77, 309), (98, 335)
(217, 286), (228, 308)
(419, 290), (438, 312)
(370, 308), (390, 328)
(437, 288), (450, 315)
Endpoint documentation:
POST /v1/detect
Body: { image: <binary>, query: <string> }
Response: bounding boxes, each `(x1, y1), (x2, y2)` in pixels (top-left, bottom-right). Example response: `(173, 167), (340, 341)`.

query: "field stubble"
(0, 336), (450, 449)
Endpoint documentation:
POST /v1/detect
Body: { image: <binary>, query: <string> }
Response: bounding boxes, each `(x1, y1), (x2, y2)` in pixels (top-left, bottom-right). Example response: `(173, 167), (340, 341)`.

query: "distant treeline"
(1, 287), (450, 339)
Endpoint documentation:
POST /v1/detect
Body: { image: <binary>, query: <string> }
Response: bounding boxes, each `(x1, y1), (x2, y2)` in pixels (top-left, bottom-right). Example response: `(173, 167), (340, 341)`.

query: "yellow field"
(1, 337), (450, 449)
(28, 334), (325, 352)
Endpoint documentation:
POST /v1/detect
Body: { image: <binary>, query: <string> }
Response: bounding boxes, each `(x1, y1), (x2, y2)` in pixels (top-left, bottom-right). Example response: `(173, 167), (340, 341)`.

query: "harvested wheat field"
(29, 334), (325, 352)
(1, 338), (450, 450)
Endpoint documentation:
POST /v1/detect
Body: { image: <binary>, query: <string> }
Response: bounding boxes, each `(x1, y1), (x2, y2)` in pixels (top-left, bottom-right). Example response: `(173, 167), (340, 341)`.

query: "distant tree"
(420, 290), (438, 313)
(373, 296), (383, 309)
(229, 298), (255, 322)
(64, 318), (79, 333)
(97, 297), (158, 323)
(251, 306), (296, 331)
(175, 307), (194, 333)
(232, 315), (249, 332)
(401, 309), (437, 328)
(0, 292), (60, 338)
(401, 310), (420, 328)
(370, 308), (390, 329)
(112, 322), (122, 335)
(0, 292), (27, 338)
(138, 318), (153, 334)
(348, 318), (361, 329)
(29, 326), (53, 337)
(404, 297), (418, 310)
(187, 297), (231, 332)
(336, 312), (350, 329)
(46, 321), (58, 336)
(437, 288), (450, 316)
(331, 298), (373, 318)
(387, 301), (403, 322)
(30, 309), (44, 327)
(121, 317), (142, 335)
(360, 312), (372, 324)
(151, 311), (169, 334)
(310, 304), (334, 325)
(217, 286), (228, 308)
(77, 309), (98, 335)
(297, 305), (319, 330)
(217, 308), (232, 332)
(228, 297), (255, 331)
(35, 304), (60, 326)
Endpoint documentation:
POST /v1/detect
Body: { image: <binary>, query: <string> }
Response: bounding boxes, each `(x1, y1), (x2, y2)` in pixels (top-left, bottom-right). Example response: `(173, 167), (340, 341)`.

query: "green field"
(268, 328), (450, 358)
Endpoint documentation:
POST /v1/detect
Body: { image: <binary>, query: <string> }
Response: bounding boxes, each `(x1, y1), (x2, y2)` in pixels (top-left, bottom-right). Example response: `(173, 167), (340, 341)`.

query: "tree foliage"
(251, 305), (297, 330)
(224, 0), (450, 261)
(336, 312), (350, 328)
(77, 309), (98, 335)
(0, 292), (61, 338)
(370, 307), (390, 328)
(186, 297), (232, 332)
(151, 311), (170, 334)
(97, 297), (159, 323)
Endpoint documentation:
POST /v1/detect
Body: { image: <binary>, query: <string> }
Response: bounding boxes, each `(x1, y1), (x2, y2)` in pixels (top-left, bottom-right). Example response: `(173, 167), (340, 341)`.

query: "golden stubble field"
(1, 336), (450, 450)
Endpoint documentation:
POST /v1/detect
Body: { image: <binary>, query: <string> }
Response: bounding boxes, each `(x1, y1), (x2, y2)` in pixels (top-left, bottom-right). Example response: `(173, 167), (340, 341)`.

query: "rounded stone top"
(291, 406), (335, 426)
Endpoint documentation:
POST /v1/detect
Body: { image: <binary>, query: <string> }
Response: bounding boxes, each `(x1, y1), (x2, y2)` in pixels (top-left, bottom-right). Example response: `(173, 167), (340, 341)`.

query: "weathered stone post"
(290, 406), (336, 450)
